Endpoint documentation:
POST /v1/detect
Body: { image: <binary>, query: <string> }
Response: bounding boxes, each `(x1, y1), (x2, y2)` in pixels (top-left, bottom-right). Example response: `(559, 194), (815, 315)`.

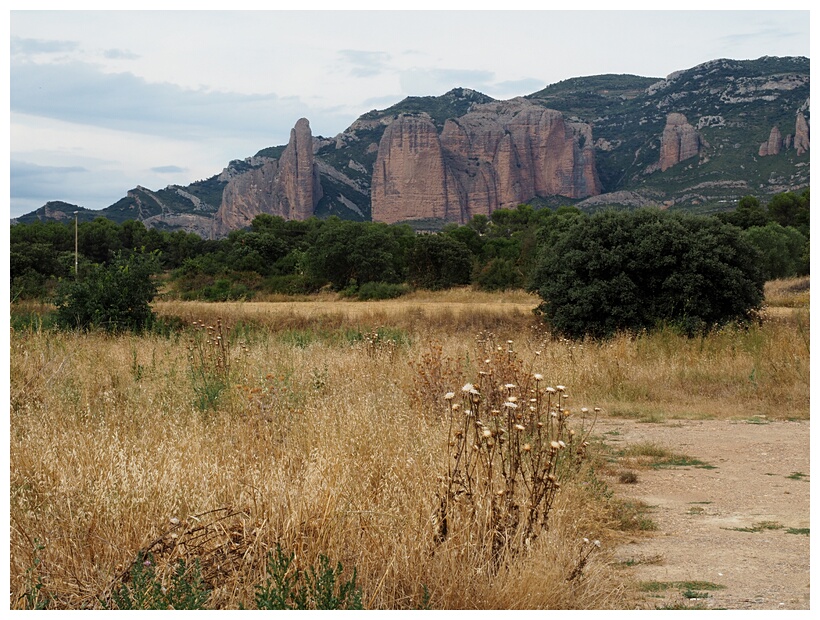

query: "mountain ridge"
(13, 56), (809, 236)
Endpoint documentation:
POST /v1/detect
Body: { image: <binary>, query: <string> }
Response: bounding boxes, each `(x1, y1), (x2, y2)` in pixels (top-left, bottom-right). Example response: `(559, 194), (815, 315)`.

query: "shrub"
(407, 234), (472, 290)
(742, 222), (808, 279)
(531, 209), (765, 339)
(54, 252), (160, 333)
(355, 281), (409, 300)
(108, 552), (209, 610)
(254, 544), (362, 610)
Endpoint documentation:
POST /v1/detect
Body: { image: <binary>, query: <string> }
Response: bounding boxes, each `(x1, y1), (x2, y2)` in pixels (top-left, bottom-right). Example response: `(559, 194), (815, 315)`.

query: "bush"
(355, 281), (409, 300)
(407, 234), (472, 290)
(742, 223), (808, 280)
(531, 209), (765, 339)
(255, 545), (362, 610)
(54, 252), (160, 333)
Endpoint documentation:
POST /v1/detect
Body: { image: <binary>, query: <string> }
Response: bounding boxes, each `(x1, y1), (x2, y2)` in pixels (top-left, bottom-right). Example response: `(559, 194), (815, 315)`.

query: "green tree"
(306, 219), (410, 290)
(407, 234), (472, 290)
(718, 195), (771, 229)
(54, 252), (160, 333)
(767, 190), (809, 232)
(531, 209), (765, 339)
(742, 223), (808, 279)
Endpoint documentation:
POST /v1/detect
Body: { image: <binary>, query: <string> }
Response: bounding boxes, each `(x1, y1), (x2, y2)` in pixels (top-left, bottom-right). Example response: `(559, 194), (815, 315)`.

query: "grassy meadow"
(9, 279), (809, 609)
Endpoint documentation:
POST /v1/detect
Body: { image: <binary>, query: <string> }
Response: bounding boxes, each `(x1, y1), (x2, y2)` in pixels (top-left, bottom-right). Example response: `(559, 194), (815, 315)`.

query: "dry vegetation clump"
(9, 285), (809, 608)
(763, 276), (810, 309)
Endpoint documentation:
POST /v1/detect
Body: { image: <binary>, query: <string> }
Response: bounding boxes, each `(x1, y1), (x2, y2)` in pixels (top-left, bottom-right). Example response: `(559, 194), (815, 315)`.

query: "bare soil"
(598, 417), (811, 610)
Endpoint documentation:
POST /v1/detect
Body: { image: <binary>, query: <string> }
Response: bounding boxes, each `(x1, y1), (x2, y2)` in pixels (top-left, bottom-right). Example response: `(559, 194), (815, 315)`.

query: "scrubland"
(9, 278), (809, 609)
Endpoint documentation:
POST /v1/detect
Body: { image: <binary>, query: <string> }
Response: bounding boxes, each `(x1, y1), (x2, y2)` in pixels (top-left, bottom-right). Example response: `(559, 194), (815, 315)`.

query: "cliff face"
(17, 57), (809, 234)
(370, 115), (463, 224)
(212, 118), (322, 236)
(659, 113), (703, 171)
(371, 100), (601, 224)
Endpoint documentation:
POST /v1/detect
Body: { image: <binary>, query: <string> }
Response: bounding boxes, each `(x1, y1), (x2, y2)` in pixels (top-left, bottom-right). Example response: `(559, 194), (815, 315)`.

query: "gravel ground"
(597, 418), (811, 610)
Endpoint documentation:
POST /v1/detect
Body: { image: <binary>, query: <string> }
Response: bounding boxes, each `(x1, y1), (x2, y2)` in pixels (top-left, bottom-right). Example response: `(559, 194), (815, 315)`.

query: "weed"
(187, 317), (239, 411)
(611, 499), (657, 532)
(617, 442), (716, 470)
(786, 528), (809, 536)
(618, 554), (663, 567)
(108, 552), (210, 610)
(786, 471), (808, 481)
(254, 544), (362, 610)
(433, 340), (599, 573)
(727, 521), (783, 533)
(652, 456), (716, 470)
(19, 538), (49, 610)
(618, 470), (639, 484)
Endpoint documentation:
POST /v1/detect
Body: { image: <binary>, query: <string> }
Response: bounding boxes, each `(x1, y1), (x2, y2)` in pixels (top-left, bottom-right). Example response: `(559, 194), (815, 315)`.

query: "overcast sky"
(6, 7), (812, 219)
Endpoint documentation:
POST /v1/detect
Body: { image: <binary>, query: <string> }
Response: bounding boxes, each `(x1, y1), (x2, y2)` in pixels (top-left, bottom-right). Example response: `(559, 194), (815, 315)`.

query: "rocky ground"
(598, 417), (811, 610)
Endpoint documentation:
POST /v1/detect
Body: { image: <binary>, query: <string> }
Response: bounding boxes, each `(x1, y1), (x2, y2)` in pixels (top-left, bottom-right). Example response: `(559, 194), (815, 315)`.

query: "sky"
(6, 6), (813, 219)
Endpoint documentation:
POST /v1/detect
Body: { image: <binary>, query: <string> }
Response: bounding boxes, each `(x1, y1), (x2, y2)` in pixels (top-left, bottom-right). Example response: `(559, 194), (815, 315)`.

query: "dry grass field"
(9, 279), (809, 609)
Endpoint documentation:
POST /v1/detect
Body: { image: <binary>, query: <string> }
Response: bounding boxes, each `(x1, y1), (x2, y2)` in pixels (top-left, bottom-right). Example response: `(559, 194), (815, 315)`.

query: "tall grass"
(9, 285), (808, 608)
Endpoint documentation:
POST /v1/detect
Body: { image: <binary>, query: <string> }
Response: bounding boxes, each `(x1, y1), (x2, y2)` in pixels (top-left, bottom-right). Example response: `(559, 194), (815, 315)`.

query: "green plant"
(727, 521), (783, 533)
(531, 209), (765, 339)
(187, 318), (233, 411)
(54, 251), (160, 333)
(20, 538), (50, 610)
(786, 528), (809, 536)
(108, 552), (209, 610)
(786, 471), (808, 481)
(254, 544), (363, 610)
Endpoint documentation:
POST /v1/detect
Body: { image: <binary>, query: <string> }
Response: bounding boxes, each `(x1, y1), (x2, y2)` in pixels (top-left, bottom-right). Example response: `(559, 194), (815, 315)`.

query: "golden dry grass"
(9, 285), (809, 609)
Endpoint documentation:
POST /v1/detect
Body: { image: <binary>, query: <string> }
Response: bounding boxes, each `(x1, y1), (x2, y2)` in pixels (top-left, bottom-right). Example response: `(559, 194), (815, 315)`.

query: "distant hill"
(13, 56), (809, 236)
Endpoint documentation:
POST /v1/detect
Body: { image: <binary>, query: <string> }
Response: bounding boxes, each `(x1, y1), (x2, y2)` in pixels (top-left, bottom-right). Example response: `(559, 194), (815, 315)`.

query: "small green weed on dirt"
(727, 520), (783, 533)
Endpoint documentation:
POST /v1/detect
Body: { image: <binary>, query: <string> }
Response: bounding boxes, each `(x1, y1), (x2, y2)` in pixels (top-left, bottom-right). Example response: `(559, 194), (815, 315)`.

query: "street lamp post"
(74, 211), (79, 280)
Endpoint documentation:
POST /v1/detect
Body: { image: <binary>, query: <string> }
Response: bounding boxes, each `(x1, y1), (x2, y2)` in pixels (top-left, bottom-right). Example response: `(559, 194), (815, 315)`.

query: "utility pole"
(74, 211), (79, 279)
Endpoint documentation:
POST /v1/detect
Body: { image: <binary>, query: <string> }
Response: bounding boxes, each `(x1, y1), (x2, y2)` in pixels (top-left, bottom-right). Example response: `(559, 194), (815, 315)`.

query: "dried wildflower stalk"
(435, 340), (596, 573)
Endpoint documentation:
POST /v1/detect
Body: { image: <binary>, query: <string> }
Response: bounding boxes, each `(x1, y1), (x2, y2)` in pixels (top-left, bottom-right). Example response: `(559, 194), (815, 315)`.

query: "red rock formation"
(659, 113), (702, 171)
(213, 159), (280, 234)
(370, 114), (464, 224)
(212, 118), (322, 236)
(759, 125), (783, 157)
(276, 118), (323, 221)
(794, 112), (810, 156)
(371, 100), (600, 224)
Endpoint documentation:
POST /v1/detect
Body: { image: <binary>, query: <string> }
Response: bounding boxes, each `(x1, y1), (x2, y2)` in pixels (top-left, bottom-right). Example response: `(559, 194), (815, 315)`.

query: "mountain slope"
(13, 56), (809, 235)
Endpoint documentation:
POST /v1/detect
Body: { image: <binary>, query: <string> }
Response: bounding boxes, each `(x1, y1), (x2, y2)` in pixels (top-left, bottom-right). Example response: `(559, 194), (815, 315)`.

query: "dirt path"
(597, 418), (811, 610)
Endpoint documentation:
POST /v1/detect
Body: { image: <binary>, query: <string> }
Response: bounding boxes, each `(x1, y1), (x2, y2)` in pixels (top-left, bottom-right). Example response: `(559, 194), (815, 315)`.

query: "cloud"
(338, 49), (391, 78)
(10, 159), (121, 215)
(10, 36), (79, 56)
(103, 48), (140, 60)
(10, 58), (356, 146)
(151, 165), (188, 174)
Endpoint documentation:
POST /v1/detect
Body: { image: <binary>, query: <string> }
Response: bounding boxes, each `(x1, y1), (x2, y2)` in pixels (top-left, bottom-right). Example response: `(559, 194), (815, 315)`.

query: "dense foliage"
(54, 252), (160, 333)
(10, 190), (808, 336)
(531, 209), (767, 338)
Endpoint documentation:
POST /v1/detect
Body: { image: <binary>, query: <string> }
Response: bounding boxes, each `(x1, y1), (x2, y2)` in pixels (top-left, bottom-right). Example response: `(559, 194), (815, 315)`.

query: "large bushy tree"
(531, 209), (765, 339)
(54, 252), (160, 333)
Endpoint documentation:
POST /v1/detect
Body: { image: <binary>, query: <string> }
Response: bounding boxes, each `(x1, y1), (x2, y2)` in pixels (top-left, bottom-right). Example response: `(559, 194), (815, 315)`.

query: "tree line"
(10, 189), (809, 337)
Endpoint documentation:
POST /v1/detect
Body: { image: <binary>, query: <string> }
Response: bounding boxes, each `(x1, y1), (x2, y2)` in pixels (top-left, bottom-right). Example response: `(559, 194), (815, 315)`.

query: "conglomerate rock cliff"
(16, 56), (809, 235)
(371, 99), (601, 224)
(658, 113), (704, 171)
(212, 118), (322, 236)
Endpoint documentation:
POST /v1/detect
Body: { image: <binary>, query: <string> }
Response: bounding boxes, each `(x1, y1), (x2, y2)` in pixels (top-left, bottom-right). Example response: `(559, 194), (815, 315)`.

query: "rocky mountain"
(14, 56), (809, 236)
